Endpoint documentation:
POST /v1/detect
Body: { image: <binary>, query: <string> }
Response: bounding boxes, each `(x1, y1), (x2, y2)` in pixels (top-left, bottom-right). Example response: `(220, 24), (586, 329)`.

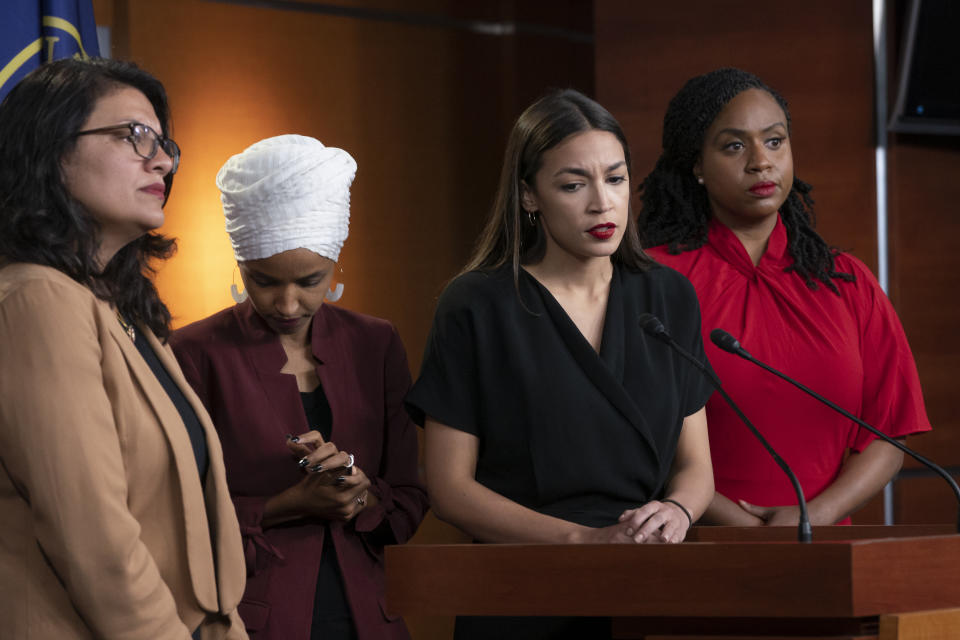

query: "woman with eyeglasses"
(0, 58), (247, 639)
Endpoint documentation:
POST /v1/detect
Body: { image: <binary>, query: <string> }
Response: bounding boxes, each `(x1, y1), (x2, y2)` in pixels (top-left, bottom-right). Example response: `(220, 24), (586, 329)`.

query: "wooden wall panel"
(595, 0), (877, 266)
(887, 131), (960, 523)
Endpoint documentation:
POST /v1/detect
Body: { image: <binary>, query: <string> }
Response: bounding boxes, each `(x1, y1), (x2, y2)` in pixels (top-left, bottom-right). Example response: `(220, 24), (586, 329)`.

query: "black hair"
(638, 67), (853, 293)
(462, 88), (653, 285)
(0, 57), (176, 338)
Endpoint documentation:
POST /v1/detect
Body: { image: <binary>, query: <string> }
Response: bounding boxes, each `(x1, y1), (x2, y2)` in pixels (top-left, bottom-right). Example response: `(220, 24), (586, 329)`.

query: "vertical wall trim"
(874, 0), (895, 526)
(874, 0), (890, 293)
(95, 25), (111, 58)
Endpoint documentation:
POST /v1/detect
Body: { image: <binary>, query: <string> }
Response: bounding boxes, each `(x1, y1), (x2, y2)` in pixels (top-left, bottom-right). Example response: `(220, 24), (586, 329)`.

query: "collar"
(233, 299), (334, 370)
(706, 213), (790, 277)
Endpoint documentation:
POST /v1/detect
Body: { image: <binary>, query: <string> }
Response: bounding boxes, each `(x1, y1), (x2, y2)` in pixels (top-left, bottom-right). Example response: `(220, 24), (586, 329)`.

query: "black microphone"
(710, 328), (960, 533)
(639, 314), (813, 542)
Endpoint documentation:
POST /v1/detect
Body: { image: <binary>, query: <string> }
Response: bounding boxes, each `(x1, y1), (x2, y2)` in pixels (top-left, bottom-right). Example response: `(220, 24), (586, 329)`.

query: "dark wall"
(886, 0), (960, 523)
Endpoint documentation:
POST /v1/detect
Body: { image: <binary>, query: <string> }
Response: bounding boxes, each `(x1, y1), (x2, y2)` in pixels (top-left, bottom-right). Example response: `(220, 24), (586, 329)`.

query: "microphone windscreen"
(638, 313), (666, 337)
(710, 329), (741, 353)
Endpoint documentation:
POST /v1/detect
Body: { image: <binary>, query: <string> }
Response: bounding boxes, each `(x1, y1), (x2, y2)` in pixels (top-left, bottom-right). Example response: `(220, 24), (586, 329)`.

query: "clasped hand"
(736, 500), (803, 526)
(284, 431), (371, 522)
(580, 501), (690, 544)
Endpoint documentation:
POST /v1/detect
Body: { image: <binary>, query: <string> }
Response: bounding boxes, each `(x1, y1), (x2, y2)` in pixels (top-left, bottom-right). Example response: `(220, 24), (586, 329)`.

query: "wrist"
(263, 486), (303, 527)
(565, 524), (590, 544)
(806, 497), (837, 526)
(662, 498), (693, 528)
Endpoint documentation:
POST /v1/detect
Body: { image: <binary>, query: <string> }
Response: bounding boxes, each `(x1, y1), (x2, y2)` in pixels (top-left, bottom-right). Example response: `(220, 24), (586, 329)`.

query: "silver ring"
(344, 453), (355, 468)
(356, 493), (366, 506)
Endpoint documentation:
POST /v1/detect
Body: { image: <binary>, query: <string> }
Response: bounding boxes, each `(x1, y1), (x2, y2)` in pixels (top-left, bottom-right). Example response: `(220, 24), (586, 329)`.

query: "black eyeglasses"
(74, 122), (181, 175)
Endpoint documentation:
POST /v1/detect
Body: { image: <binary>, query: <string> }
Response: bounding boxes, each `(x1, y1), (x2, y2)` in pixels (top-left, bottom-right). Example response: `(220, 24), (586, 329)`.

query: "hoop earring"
(325, 282), (344, 302)
(230, 266), (247, 303)
(325, 264), (345, 302)
(527, 210), (539, 226)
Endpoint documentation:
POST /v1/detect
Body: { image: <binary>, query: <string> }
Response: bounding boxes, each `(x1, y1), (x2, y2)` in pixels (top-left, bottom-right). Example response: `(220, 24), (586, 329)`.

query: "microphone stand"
(639, 315), (812, 543)
(711, 328), (960, 534)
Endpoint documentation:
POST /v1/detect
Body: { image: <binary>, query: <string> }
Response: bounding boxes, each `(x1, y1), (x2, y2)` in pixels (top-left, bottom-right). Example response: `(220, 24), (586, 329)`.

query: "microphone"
(639, 314), (813, 542)
(710, 328), (960, 533)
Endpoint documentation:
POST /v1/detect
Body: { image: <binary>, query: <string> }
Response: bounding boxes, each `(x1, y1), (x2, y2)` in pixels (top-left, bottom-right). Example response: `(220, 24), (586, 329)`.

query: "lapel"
(101, 301), (238, 613)
(307, 305), (353, 447)
(142, 328), (246, 612)
(522, 266), (661, 469)
(234, 302), (309, 438)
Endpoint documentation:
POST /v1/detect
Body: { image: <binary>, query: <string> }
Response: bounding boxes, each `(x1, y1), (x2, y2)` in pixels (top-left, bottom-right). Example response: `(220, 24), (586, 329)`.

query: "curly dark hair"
(637, 67), (853, 293)
(462, 88), (653, 287)
(0, 57), (176, 338)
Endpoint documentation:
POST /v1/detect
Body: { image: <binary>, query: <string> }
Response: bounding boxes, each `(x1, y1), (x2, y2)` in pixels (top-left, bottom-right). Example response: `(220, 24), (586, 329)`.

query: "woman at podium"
(406, 89), (716, 638)
(638, 68), (931, 526)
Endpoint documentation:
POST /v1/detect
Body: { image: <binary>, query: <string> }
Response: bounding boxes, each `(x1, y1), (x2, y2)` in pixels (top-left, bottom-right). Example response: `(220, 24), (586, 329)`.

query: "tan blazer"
(0, 264), (247, 640)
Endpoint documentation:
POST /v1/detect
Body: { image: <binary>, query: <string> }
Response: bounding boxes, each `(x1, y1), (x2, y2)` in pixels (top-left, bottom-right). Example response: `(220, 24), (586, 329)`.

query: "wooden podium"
(385, 525), (959, 639)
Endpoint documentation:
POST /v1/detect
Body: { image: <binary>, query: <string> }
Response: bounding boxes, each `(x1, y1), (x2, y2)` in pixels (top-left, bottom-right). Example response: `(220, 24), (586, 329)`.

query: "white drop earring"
(325, 282), (344, 302)
(230, 266), (248, 303)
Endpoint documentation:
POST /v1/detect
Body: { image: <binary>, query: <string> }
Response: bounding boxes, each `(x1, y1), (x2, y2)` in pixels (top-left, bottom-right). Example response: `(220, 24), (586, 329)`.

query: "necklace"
(116, 311), (136, 342)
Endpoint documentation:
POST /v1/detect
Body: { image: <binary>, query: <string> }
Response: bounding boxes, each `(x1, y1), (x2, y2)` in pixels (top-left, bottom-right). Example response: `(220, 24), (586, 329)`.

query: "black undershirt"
(131, 330), (208, 640)
(301, 385), (356, 640)
(132, 330), (208, 482)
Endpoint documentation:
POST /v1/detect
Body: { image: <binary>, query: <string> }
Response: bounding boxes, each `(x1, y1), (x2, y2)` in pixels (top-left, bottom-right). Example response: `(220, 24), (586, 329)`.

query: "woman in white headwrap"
(170, 135), (428, 640)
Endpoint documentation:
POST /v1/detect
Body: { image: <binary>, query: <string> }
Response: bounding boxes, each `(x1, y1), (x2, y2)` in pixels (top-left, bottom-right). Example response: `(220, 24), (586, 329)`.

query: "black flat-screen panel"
(889, 0), (960, 135)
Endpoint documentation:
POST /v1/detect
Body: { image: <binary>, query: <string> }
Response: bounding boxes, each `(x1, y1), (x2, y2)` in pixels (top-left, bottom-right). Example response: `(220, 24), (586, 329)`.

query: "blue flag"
(0, 0), (100, 101)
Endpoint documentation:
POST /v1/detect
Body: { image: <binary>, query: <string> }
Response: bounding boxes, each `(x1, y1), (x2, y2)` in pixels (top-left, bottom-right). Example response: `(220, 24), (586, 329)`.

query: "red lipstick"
(588, 223), (616, 240)
(749, 181), (777, 197)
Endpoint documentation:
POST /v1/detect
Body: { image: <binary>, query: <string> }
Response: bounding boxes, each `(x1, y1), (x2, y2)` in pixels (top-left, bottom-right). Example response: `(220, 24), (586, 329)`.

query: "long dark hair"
(0, 57), (176, 338)
(462, 88), (652, 286)
(638, 68), (853, 293)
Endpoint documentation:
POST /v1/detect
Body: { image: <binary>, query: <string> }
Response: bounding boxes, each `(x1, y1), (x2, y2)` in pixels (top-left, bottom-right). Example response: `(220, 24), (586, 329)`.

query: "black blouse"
(406, 263), (713, 528)
(133, 330), (209, 482)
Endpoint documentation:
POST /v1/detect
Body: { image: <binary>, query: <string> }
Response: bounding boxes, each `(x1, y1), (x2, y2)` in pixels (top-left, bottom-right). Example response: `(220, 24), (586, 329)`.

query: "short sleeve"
(660, 267), (716, 418)
(848, 261), (931, 451)
(405, 276), (482, 434)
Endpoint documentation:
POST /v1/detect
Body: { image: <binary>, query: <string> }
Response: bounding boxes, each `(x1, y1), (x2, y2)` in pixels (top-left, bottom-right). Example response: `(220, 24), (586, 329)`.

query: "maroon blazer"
(170, 301), (428, 640)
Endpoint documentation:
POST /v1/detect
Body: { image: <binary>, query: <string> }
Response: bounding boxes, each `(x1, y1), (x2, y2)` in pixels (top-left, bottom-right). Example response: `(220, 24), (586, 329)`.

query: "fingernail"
(625, 528), (633, 536)
(309, 464), (324, 473)
(298, 457), (309, 467)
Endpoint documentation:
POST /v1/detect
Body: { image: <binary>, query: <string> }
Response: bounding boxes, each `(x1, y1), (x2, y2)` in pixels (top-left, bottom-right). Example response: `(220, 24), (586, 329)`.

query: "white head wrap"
(217, 134), (357, 262)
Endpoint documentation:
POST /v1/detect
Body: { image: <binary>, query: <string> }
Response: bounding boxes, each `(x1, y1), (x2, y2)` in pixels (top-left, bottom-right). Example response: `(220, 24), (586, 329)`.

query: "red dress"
(646, 216), (931, 519)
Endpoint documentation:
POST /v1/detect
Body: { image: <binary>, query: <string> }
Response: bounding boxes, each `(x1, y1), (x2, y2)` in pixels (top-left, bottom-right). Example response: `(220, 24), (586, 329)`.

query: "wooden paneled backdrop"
(87, 1), (958, 638)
